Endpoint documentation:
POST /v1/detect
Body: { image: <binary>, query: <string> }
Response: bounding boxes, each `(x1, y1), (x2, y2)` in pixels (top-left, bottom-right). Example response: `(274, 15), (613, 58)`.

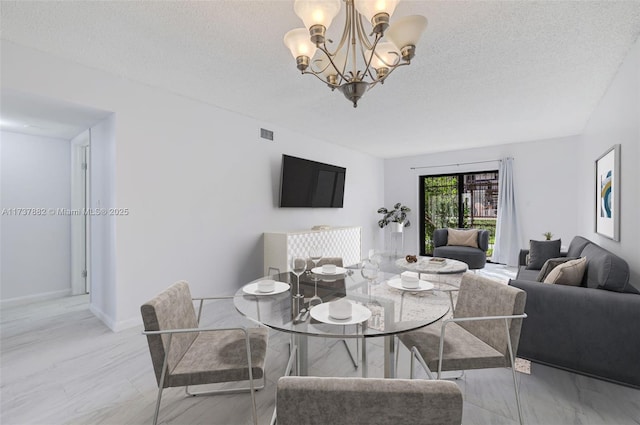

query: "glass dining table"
(234, 266), (451, 378)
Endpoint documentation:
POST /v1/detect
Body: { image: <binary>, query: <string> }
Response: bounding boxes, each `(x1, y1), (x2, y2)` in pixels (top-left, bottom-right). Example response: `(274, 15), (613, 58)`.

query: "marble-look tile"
(2, 290), (640, 425)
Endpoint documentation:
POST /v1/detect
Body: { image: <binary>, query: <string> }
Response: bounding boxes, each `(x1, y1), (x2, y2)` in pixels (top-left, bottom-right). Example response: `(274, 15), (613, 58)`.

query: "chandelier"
(284, 0), (427, 107)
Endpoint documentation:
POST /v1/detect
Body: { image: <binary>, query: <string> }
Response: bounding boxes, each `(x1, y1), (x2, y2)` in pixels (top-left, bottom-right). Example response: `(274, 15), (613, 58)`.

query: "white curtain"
(492, 157), (521, 266)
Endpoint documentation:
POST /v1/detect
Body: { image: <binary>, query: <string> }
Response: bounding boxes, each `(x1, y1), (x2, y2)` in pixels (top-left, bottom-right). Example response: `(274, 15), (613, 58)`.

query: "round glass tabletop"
(233, 270), (450, 339)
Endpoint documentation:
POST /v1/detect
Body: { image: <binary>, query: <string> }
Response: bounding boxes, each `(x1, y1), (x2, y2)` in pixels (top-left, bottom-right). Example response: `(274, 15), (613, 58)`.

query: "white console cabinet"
(263, 226), (362, 275)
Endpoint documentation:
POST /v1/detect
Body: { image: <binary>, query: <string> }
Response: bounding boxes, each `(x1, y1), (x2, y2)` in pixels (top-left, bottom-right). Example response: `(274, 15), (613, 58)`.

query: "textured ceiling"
(1, 1), (640, 157)
(0, 89), (112, 139)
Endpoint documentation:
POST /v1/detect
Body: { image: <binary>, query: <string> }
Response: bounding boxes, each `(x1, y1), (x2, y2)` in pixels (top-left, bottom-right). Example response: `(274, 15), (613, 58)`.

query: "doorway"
(419, 171), (499, 257)
(71, 130), (90, 295)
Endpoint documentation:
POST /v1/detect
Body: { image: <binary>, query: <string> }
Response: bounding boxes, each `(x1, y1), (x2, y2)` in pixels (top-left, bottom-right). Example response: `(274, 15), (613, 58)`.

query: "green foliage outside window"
(423, 174), (498, 257)
(423, 176), (459, 254)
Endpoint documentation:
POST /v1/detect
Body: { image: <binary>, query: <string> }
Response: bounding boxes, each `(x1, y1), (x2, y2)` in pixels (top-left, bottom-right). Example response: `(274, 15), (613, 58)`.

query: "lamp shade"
(355, 0), (399, 22)
(284, 28), (318, 59)
(386, 15), (428, 49)
(366, 41), (400, 69)
(294, 0), (341, 30)
(316, 50), (348, 79)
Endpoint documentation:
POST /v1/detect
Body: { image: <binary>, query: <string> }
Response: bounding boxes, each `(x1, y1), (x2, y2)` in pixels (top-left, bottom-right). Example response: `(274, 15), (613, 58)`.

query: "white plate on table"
(242, 281), (290, 296)
(311, 266), (347, 276)
(386, 278), (435, 292)
(309, 302), (371, 325)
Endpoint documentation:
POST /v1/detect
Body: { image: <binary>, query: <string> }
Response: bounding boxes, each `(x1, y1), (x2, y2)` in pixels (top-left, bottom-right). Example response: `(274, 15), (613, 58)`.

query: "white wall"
(577, 36), (640, 289)
(0, 131), (72, 303)
(1, 41), (385, 330)
(87, 115), (117, 324)
(383, 136), (581, 257)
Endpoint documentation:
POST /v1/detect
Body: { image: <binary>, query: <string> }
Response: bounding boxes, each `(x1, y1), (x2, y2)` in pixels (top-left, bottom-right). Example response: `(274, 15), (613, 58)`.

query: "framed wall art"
(595, 144), (620, 241)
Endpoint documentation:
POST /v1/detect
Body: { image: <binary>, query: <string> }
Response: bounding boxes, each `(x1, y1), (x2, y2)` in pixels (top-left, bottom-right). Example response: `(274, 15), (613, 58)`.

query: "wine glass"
(309, 246), (323, 283)
(368, 249), (383, 267)
(361, 259), (380, 285)
(309, 246), (323, 272)
(308, 247), (323, 307)
(361, 259), (381, 323)
(290, 255), (307, 295)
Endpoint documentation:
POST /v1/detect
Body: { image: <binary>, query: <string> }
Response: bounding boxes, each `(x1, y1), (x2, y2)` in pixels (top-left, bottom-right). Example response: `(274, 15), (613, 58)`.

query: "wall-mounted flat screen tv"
(279, 154), (346, 208)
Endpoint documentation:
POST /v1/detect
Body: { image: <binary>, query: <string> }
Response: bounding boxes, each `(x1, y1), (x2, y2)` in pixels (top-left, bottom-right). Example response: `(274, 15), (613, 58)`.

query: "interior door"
(71, 130), (90, 295)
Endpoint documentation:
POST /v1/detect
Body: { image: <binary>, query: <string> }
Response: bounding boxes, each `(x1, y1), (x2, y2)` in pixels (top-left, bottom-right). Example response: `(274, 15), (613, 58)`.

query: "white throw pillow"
(447, 228), (479, 248)
(543, 257), (587, 286)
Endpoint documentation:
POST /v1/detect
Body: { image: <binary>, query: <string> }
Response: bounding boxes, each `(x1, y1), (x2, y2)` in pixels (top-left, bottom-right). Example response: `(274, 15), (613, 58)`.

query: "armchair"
(141, 281), (269, 425)
(399, 273), (527, 424)
(433, 228), (489, 269)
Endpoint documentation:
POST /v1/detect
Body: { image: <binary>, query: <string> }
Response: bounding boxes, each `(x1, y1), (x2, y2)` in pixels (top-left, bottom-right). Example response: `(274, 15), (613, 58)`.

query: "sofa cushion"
(447, 228), (478, 248)
(566, 236), (592, 258)
(543, 257), (587, 286)
(433, 245), (486, 270)
(580, 244), (637, 293)
(536, 257), (580, 282)
(516, 267), (539, 281)
(526, 239), (561, 270)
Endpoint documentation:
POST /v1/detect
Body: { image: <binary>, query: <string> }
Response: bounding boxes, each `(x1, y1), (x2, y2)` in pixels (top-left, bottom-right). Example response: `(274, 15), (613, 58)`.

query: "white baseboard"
(0, 289), (71, 308)
(88, 304), (116, 330)
(89, 304), (141, 332)
(113, 315), (142, 332)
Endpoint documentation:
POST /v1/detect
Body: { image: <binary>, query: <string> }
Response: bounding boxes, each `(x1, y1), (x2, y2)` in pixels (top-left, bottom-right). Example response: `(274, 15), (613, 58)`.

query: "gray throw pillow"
(526, 239), (561, 270)
(536, 257), (579, 282)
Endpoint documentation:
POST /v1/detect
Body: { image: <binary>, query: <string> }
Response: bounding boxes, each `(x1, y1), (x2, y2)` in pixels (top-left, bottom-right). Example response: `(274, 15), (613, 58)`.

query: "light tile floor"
(1, 264), (638, 425)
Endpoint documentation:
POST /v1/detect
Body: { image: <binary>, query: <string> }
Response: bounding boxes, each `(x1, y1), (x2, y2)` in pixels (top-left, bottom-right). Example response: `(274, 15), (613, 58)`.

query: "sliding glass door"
(419, 171), (499, 257)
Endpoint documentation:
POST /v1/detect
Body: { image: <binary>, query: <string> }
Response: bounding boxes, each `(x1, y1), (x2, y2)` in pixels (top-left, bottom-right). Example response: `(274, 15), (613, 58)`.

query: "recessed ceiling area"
(1, 1), (639, 157)
(0, 89), (112, 140)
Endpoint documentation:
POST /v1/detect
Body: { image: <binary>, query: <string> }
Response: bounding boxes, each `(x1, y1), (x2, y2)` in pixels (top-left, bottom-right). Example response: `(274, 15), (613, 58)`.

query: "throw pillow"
(543, 257), (587, 286)
(536, 257), (579, 282)
(526, 239), (561, 270)
(447, 228), (478, 248)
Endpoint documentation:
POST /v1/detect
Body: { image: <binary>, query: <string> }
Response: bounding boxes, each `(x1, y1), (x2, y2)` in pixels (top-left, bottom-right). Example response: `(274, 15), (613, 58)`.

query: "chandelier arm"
(309, 56), (332, 75)
(316, 44), (350, 85)
(350, 8), (360, 81)
(328, 0), (352, 56)
(301, 69), (341, 88)
(379, 51), (401, 68)
(360, 33), (382, 83)
(372, 60), (410, 87)
(355, 11), (375, 51)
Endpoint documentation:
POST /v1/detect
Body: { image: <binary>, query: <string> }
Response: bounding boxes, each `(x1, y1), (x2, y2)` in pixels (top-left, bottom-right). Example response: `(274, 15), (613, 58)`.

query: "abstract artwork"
(595, 144), (620, 241)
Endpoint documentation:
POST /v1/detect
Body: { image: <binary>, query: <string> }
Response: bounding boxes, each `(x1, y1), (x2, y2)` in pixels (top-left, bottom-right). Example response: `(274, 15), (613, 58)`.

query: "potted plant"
(377, 203), (411, 232)
(543, 232), (553, 240)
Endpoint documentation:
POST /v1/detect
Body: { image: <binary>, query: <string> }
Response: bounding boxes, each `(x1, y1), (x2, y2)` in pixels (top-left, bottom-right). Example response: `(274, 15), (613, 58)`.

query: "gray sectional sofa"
(509, 236), (640, 388)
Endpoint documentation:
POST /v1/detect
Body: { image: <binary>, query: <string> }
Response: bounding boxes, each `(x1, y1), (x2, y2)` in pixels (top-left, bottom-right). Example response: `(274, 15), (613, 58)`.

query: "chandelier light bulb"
(294, 0), (341, 30)
(366, 41), (400, 70)
(355, 0), (399, 22)
(386, 15), (428, 60)
(316, 50), (348, 80)
(284, 28), (318, 69)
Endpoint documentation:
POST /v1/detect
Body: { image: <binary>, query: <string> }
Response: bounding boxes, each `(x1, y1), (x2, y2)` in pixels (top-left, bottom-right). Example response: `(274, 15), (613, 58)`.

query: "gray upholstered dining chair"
(305, 256), (344, 271)
(276, 376), (463, 425)
(141, 281), (269, 425)
(398, 273), (527, 425)
(303, 256), (360, 368)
